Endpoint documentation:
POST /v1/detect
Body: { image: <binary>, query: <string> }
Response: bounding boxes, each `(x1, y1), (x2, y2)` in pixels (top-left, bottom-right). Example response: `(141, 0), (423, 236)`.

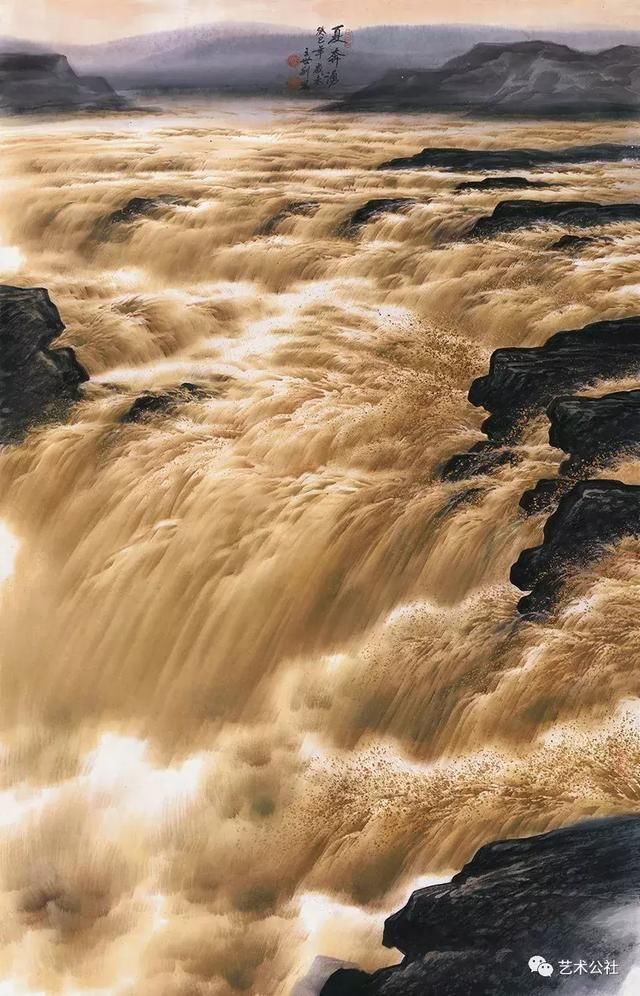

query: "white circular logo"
(528, 956), (554, 976)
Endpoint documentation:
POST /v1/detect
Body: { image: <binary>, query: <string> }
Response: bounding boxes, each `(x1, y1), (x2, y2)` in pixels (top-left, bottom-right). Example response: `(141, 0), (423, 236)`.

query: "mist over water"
(1, 96), (640, 993)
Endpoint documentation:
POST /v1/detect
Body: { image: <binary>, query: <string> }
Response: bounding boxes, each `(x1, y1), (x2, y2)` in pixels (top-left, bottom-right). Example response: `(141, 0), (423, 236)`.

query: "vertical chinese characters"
(299, 47), (312, 89)
(326, 24), (347, 87)
(313, 26), (326, 87)
(286, 24), (352, 91)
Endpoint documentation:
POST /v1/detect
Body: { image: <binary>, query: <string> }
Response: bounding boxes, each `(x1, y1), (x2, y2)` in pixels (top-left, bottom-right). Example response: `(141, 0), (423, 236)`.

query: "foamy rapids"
(0, 96), (639, 993)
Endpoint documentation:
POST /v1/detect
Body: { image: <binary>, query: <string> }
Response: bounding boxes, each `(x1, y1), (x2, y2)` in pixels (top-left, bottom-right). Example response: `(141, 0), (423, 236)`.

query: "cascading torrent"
(1, 93), (640, 996)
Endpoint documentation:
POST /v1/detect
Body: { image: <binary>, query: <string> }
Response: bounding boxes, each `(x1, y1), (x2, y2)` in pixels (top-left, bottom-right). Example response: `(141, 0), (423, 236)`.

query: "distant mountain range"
(331, 40), (640, 115)
(2, 23), (640, 93)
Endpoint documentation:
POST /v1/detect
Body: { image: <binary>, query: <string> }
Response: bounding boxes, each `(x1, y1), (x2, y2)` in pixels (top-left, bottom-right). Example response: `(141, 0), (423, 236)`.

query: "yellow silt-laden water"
(0, 97), (638, 993)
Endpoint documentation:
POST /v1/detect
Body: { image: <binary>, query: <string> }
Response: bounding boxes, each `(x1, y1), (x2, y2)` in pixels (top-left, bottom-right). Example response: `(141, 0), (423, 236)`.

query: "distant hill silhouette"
(330, 40), (640, 115)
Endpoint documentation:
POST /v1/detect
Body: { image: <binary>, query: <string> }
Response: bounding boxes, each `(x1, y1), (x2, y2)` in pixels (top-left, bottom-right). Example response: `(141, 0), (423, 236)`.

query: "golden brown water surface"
(0, 97), (640, 994)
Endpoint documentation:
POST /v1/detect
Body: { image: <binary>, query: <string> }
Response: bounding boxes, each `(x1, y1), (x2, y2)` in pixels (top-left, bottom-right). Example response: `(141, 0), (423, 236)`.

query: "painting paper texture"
(2, 1), (640, 993)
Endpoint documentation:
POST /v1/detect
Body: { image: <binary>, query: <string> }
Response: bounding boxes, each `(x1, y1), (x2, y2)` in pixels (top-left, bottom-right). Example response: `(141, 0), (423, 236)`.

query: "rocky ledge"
(455, 176), (552, 192)
(0, 285), (88, 443)
(440, 315), (640, 482)
(520, 389), (640, 515)
(320, 813), (640, 995)
(0, 53), (126, 114)
(548, 389), (640, 471)
(468, 199), (640, 239)
(378, 143), (640, 172)
(469, 315), (640, 443)
(511, 480), (640, 614)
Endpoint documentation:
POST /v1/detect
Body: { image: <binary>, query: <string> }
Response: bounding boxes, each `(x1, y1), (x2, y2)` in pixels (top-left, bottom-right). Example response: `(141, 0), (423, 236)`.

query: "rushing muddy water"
(1, 96), (640, 993)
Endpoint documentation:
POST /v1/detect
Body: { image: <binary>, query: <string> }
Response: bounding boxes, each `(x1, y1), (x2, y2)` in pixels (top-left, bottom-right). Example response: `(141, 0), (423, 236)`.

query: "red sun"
(287, 54), (301, 67)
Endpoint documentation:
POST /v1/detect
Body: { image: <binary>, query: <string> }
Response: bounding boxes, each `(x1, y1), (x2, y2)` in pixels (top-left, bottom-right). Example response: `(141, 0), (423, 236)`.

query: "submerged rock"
(121, 382), (221, 423)
(107, 196), (188, 225)
(378, 142), (640, 172)
(436, 486), (485, 518)
(341, 198), (419, 234)
(256, 201), (320, 235)
(92, 195), (189, 242)
(0, 284), (88, 443)
(468, 315), (640, 443)
(321, 813), (640, 995)
(549, 233), (600, 252)
(468, 199), (640, 239)
(440, 441), (520, 481)
(511, 480), (640, 614)
(456, 176), (551, 192)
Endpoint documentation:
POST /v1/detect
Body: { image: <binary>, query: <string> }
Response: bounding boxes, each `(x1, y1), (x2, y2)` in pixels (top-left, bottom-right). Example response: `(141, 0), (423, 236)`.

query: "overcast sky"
(2, 0), (637, 45)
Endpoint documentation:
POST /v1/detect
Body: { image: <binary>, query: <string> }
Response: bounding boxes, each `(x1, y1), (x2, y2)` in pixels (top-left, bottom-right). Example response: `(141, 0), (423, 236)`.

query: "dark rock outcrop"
(0, 285), (88, 442)
(378, 142), (640, 172)
(341, 198), (419, 234)
(512, 480), (640, 613)
(520, 389), (640, 516)
(0, 52), (126, 114)
(321, 814), (640, 995)
(456, 176), (551, 192)
(519, 478), (572, 516)
(468, 199), (640, 239)
(320, 970), (370, 995)
(469, 315), (640, 443)
(256, 201), (320, 236)
(549, 389), (640, 471)
(332, 41), (640, 117)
